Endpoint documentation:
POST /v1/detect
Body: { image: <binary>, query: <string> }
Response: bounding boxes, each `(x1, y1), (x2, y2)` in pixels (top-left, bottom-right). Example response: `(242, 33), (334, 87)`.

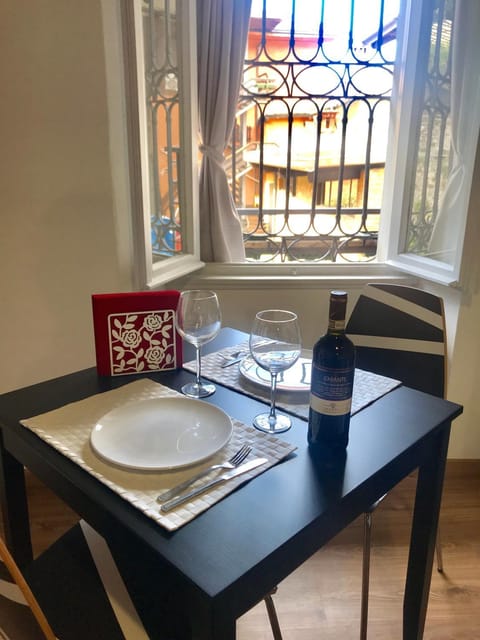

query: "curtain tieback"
(200, 144), (225, 166)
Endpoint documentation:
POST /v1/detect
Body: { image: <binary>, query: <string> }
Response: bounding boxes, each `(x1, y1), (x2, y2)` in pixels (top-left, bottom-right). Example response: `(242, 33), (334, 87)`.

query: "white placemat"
(184, 343), (402, 420)
(20, 379), (296, 532)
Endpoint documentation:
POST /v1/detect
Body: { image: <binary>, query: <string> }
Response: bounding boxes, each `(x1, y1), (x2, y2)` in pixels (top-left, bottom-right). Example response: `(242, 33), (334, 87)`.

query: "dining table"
(0, 327), (463, 639)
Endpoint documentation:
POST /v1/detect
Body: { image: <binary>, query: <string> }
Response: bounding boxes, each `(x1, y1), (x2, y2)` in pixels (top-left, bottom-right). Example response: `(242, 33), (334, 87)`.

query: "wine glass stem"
(195, 345), (202, 388)
(269, 372), (278, 423)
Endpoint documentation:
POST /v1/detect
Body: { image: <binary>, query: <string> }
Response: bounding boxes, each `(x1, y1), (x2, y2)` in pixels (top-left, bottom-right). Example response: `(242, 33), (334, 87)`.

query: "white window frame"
(108, 0), (203, 290)
(102, 0), (478, 291)
(378, 0), (479, 286)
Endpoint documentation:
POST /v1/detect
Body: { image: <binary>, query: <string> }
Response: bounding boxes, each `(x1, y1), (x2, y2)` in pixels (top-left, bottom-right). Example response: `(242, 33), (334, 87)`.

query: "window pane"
(141, 0), (184, 263)
(405, 0), (452, 260)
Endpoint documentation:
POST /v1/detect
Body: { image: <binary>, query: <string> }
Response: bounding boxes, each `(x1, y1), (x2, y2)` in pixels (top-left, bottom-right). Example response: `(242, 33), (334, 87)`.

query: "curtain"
(429, 0), (480, 264)
(197, 0), (252, 262)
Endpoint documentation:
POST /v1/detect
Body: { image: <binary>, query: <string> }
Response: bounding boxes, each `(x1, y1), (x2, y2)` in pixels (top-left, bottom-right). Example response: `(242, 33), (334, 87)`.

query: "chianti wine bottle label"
(310, 363), (354, 416)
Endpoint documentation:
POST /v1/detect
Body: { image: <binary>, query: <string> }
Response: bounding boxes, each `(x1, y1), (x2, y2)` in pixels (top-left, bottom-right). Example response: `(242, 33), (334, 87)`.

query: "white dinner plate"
(239, 354), (312, 392)
(90, 397), (233, 470)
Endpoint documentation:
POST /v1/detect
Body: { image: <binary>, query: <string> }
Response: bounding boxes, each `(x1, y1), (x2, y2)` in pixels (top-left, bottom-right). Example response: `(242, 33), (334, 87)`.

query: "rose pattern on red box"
(108, 309), (177, 375)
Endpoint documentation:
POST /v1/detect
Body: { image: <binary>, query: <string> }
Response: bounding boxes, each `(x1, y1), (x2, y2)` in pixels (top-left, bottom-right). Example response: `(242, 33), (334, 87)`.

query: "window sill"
(179, 262), (415, 290)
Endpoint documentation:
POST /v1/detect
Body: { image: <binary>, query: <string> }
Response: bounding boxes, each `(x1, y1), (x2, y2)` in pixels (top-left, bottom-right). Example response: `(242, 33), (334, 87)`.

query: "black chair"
(1, 520), (283, 639)
(345, 283), (447, 640)
(1, 521), (154, 640)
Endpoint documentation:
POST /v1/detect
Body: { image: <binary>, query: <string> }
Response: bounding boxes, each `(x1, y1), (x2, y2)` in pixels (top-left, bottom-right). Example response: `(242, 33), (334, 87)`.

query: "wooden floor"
(11, 460), (480, 639)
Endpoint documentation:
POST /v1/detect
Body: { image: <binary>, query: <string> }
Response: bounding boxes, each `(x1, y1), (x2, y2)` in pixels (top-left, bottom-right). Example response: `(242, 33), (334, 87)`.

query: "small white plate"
(90, 397), (233, 470)
(239, 354), (312, 392)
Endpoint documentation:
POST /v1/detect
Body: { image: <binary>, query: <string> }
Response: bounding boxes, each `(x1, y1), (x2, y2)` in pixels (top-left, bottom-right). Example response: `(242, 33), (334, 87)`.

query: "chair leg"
(264, 589), (283, 640)
(436, 525), (444, 572)
(360, 511), (373, 640)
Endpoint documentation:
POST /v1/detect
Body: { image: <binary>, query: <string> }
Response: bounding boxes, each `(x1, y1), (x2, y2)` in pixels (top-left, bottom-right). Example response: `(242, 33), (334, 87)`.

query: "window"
(120, 0), (201, 287)
(112, 0), (480, 288)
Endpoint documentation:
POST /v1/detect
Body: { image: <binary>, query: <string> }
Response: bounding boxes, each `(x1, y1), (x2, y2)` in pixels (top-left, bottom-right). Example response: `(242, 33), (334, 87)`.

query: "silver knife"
(160, 457), (268, 512)
(220, 355), (244, 368)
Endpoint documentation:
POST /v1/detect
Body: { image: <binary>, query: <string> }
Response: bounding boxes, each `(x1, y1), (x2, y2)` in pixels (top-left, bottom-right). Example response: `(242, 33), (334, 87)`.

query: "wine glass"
(249, 309), (301, 433)
(176, 290), (222, 398)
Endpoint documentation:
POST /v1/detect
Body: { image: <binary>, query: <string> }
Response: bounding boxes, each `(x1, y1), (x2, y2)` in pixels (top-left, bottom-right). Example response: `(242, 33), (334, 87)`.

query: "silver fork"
(156, 444), (252, 503)
(218, 349), (246, 363)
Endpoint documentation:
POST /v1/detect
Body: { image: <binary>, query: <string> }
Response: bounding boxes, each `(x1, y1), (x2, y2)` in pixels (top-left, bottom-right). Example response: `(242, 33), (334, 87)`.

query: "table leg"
(190, 605), (236, 640)
(0, 432), (33, 567)
(403, 422), (451, 639)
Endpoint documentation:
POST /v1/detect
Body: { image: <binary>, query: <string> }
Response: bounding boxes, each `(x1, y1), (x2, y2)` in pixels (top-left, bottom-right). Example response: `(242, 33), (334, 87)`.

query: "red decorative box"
(91, 291), (182, 376)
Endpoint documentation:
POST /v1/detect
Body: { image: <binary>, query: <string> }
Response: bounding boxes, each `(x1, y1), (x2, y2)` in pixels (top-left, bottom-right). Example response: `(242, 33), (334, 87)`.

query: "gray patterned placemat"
(20, 379), (296, 532)
(184, 343), (401, 421)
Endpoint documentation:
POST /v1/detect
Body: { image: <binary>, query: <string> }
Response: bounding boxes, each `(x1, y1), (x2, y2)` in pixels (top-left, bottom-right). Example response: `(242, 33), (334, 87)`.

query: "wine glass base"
(252, 412), (292, 434)
(181, 381), (216, 398)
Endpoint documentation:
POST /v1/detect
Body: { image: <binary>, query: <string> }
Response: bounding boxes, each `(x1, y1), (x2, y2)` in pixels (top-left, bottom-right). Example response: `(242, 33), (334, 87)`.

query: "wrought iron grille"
(229, 0), (400, 263)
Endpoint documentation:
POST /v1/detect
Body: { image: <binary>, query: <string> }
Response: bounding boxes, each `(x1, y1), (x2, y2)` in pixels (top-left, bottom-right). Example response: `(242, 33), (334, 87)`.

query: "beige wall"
(1, 1), (479, 457)
(0, 1), (133, 390)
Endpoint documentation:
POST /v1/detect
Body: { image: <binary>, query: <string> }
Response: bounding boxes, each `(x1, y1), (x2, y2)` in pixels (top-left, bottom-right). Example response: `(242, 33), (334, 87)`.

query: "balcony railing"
(238, 207), (379, 263)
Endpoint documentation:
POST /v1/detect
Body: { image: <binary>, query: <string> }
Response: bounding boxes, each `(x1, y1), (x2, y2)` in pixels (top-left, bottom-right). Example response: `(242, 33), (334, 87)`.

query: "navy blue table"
(0, 329), (463, 639)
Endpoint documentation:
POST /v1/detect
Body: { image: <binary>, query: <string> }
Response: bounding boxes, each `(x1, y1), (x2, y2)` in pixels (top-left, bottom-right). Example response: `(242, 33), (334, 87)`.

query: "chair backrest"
(0, 520), (152, 640)
(346, 283), (446, 398)
(0, 535), (56, 640)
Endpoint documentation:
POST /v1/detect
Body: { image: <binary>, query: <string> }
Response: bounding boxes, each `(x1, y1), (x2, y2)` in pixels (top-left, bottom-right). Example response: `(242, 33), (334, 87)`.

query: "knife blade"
(160, 457), (268, 512)
(220, 356), (244, 368)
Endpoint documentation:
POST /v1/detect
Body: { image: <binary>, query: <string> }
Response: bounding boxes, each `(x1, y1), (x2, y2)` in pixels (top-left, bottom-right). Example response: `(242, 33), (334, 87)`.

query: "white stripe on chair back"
(80, 521), (150, 640)
(346, 335), (445, 355)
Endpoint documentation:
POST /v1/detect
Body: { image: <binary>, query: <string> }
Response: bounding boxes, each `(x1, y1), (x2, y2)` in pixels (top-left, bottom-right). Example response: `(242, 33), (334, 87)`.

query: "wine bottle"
(308, 291), (355, 453)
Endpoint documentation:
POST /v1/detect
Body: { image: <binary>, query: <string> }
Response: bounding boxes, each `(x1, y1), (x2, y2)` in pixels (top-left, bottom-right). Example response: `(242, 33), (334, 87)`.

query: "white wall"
(1, 1), (478, 457)
(440, 148), (480, 458)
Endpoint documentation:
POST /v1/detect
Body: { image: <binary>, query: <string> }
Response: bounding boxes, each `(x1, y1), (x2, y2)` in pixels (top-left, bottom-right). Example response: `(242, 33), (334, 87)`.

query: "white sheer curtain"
(429, 0), (480, 263)
(197, 0), (251, 262)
